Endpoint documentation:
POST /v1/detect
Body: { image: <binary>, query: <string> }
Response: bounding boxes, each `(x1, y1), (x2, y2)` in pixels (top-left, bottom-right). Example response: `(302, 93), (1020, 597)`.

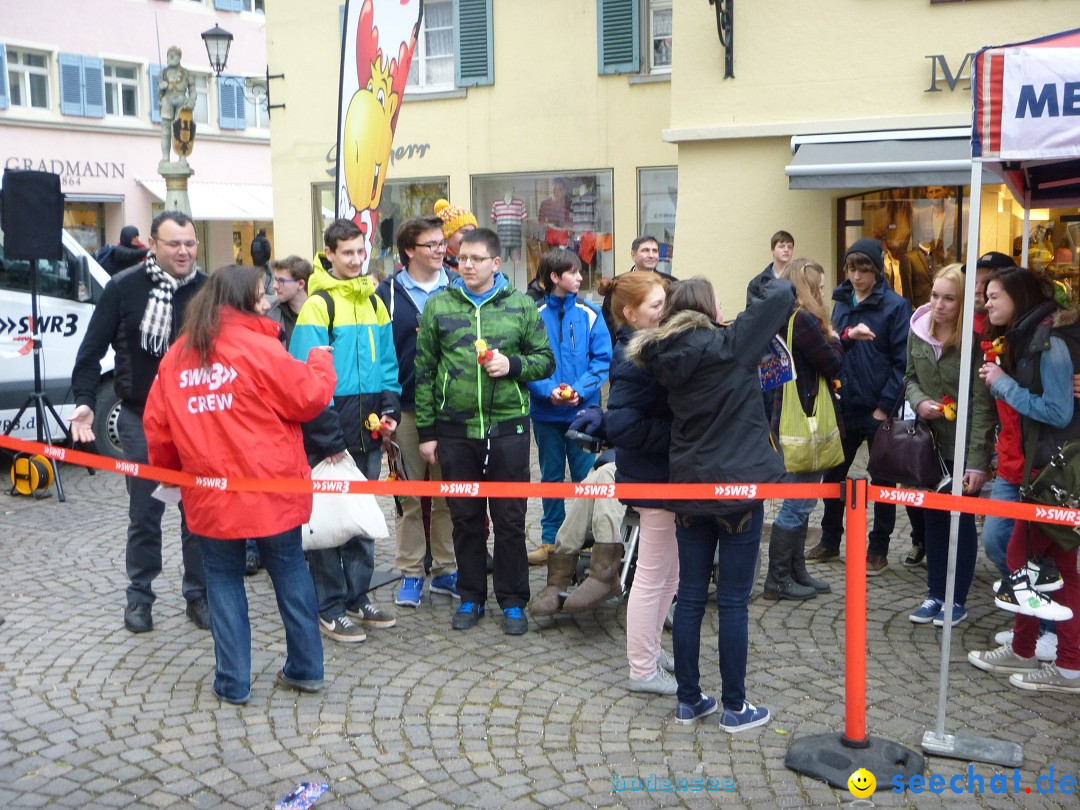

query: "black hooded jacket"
(630, 278), (796, 516)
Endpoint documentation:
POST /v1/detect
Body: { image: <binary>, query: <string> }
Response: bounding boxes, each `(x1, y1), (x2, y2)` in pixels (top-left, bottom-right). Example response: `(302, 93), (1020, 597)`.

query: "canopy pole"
(1022, 195), (1031, 268)
(921, 161), (1022, 768)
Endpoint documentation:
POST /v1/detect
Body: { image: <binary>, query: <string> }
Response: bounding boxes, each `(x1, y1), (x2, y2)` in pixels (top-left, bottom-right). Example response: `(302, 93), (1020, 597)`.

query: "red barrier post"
(843, 476), (868, 748)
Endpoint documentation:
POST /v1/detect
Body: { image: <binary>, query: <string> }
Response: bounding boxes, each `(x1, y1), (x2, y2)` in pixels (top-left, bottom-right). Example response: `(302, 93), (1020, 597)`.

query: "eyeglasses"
(156, 239), (198, 250)
(416, 241), (448, 252)
(457, 255), (494, 266)
(272, 277), (298, 287)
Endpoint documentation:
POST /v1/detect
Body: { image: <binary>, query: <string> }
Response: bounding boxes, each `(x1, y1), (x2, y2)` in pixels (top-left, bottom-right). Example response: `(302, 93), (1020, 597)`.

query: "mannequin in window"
(158, 46), (196, 164)
(871, 188), (914, 304)
(538, 179), (572, 229)
(914, 186), (957, 270)
(491, 192), (527, 258)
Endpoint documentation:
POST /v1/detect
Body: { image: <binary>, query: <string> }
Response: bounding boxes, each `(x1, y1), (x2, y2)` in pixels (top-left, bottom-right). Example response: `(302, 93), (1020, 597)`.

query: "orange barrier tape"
(871, 484), (1080, 532)
(1, 435), (839, 500)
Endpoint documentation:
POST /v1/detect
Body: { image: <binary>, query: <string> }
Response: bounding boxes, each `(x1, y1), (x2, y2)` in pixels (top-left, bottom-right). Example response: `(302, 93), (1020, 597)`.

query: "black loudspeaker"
(1, 169), (64, 261)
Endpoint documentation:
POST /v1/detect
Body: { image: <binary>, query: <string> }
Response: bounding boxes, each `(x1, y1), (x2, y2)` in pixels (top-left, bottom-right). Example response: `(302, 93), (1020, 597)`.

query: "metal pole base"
(786, 732), (924, 789)
(921, 730), (1023, 768)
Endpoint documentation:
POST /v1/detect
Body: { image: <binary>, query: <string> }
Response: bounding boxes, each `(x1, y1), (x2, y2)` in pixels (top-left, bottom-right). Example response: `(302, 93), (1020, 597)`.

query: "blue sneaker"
(674, 694), (718, 725)
(451, 601), (484, 630)
(430, 572), (460, 599)
(909, 598), (943, 624)
(719, 701), (771, 733)
(395, 577), (424, 607)
(502, 606), (528, 635)
(933, 603), (968, 627)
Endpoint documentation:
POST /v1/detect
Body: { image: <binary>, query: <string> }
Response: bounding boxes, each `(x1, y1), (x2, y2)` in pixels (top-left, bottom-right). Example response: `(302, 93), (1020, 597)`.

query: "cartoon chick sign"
(336, 0), (422, 273)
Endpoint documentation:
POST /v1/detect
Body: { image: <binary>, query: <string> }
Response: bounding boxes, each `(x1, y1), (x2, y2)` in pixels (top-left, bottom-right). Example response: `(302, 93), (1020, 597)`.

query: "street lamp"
(200, 24), (284, 116)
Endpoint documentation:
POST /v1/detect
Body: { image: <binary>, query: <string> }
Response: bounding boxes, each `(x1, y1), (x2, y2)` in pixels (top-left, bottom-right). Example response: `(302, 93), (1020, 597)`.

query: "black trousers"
(437, 429), (531, 610)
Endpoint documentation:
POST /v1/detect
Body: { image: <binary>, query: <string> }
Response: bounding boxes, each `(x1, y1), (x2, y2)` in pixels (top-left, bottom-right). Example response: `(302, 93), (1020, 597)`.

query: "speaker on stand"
(1, 169), (70, 501)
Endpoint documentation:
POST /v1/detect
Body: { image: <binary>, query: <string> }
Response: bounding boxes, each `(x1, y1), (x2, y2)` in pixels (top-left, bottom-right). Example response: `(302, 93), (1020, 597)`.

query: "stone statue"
(158, 46), (196, 163)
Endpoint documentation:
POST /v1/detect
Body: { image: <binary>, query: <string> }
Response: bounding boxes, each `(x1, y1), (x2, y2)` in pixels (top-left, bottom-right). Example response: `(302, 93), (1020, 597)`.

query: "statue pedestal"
(158, 160), (194, 217)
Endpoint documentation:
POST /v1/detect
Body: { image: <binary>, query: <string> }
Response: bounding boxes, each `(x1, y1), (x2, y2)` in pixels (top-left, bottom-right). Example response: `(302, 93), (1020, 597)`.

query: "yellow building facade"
(266, 1), (1080, 310)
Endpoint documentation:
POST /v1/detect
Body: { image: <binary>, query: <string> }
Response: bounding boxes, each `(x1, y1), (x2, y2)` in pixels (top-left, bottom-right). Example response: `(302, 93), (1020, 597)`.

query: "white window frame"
(103, 61), (139, 118)
(406, 0), (455, 92)
(647, 0), (672, 75)
(241, 0), (265, 12)
(8, 47), (50, 109)
(244, 78), (270, 129)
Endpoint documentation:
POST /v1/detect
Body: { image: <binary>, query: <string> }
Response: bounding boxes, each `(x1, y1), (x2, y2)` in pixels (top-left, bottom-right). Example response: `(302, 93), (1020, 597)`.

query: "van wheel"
(93, 383), (124, 460)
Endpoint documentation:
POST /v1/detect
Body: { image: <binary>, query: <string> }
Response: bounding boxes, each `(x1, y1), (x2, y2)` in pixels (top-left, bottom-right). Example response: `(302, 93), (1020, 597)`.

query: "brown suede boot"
(563, 543), (623, 613)
(529, 551), (578, 616)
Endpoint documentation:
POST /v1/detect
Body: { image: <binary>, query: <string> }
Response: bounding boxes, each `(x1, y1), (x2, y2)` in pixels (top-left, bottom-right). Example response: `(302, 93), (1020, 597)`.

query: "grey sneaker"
(627, 666), (678, 695)
(657, 649), (675, 673)
(967, 644), (1038, 674)
(347, 602), (397, 629)
(1009, 665), (1080, 693)
(319, 615), (367, 643)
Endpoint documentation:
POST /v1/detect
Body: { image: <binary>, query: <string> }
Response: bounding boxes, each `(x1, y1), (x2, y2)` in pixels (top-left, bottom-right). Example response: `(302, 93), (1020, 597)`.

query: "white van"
(0, 226), (123, 459)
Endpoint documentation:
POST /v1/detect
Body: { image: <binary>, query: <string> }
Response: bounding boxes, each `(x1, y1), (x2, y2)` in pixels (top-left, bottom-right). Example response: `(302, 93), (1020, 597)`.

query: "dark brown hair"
(664, 277), (717, 322)
(537, 248), (582, 293)
(180, 264), (263, 367)
(270, 255), (313, 285)
(396, 216), (446, 268)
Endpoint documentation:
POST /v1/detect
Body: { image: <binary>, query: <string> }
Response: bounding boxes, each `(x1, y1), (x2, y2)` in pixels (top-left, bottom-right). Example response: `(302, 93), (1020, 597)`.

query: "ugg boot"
(563, 543), (623, 612)
(529, 551), (578, 616)
(763, 525), (817, 601)
(789, 522), (831, 594)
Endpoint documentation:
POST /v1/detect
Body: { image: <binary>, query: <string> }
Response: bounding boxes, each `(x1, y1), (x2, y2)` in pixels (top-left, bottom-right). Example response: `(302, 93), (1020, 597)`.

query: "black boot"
(763, 525), (817, 601)
(789, 522), (831, 594)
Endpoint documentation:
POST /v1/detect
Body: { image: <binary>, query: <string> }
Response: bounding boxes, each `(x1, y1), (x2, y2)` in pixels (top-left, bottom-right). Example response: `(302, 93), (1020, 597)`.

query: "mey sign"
(999, 48), (1080, 159)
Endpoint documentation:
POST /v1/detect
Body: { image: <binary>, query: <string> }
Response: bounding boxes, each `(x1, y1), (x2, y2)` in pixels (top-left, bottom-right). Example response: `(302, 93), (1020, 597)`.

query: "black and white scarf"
(139, 253), (197, 357)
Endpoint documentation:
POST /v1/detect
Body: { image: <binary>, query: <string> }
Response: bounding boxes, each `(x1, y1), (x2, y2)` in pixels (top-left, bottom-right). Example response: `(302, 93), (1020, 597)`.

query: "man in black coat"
(69, 211), (209, 634)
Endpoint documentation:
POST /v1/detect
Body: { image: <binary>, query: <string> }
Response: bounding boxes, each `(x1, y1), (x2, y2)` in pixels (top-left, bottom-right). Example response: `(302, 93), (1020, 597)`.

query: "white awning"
(136, 179), (273, 221)
(786, 128), (996, 189)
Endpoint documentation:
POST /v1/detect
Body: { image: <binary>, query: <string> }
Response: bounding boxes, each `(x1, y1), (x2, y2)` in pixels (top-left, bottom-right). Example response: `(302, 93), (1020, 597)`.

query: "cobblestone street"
(2, 453), (1079, 809)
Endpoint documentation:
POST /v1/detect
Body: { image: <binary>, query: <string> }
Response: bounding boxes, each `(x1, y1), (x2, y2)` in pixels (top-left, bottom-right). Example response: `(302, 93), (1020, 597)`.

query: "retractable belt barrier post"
(785, 476), (924, 788)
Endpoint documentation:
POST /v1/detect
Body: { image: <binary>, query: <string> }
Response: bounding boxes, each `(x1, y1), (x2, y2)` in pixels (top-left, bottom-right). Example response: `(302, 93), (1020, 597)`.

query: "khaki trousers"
(394, 411), (456, 577)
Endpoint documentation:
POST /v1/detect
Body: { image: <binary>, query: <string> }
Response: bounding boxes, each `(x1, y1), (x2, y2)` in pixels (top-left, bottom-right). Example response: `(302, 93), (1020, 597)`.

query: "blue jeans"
(923, 508), (978, 606)
(200, 526), (323, 703)
(306, 448), (381, 619)
(773, 471), (822, 531)
(673, 505), (763, 711)
(983, 477), (1018, 580)
(533, 419), (595, 544)
(117, 404), (204, 605)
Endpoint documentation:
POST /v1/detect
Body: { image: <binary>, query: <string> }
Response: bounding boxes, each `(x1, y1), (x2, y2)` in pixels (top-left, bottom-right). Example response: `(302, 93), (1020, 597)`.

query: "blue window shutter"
(149, 65), (162, 123)
(597, 0), (639, 75)
(455, 0), (493, 87)
(214, 0), (243, 11)
(58, 52), (85, 115)
(217, 75), (246, 129)
(231, 75), (247, 129)
(82, 56), (105, 118)
(0, 44), (9, 110)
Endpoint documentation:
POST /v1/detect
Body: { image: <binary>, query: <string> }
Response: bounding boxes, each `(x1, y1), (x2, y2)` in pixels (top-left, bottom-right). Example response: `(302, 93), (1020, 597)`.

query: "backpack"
(312, 289), (378, 343)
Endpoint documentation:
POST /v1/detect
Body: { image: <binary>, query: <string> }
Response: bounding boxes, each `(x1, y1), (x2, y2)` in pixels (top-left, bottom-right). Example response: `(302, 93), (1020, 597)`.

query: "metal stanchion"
(785, 476), (924, 788)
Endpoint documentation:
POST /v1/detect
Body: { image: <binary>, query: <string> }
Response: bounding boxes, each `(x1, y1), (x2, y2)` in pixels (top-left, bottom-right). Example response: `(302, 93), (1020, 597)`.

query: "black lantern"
(201, 24), (234, 76)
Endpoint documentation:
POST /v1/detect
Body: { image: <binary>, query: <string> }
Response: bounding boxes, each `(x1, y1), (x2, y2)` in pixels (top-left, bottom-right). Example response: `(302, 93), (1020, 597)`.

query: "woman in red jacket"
(145, 265), (337, 705)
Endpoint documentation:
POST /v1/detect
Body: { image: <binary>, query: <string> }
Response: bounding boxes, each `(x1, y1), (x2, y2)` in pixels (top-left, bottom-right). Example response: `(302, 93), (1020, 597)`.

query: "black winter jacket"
(830, 277), (911, 414)
(97, 243), (149, 276)
(605, 325), (672, 509)
(744, 263), (776, 308)
(72, 262), (206, 413)
(631, 279), (796, 516)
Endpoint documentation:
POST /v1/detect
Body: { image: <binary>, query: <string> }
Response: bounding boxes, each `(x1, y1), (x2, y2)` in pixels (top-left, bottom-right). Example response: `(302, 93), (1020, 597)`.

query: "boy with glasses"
(414, 228), (554, 635)
(267, 256), (312, 347)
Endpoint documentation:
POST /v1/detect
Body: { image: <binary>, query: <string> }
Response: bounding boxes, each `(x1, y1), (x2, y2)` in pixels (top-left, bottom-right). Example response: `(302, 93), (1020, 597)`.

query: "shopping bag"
(776, 316), (843, 473)
(302, 452), (389, 551)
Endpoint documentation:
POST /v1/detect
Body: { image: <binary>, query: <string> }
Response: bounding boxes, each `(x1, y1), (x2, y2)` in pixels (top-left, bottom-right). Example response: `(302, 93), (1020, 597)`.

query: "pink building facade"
(1, 0), (274, 271)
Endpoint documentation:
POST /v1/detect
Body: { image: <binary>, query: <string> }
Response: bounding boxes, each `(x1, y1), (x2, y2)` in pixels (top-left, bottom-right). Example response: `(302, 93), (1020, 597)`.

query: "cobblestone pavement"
(2, 449), (1079, 809)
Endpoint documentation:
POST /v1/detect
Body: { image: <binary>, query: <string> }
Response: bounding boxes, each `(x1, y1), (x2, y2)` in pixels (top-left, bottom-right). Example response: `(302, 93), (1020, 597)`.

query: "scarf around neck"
(139, 253), (197, 357)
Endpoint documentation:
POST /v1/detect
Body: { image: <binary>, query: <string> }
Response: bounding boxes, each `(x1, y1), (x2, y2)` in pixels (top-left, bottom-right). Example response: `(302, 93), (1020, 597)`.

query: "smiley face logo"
(847, 768), (876, 798)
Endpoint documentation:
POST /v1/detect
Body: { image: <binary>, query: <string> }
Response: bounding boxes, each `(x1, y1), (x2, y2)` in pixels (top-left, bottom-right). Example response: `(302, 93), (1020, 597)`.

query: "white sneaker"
(657, 649), (675, 673)
(994, 628), (1013, 646)
(1035, 632), (1058, 663)
(627, 666), (678, 695)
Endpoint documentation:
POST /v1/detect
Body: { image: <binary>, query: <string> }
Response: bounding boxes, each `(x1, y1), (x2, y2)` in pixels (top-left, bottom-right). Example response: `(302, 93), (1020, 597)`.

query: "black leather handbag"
(866, 401), (948, 490)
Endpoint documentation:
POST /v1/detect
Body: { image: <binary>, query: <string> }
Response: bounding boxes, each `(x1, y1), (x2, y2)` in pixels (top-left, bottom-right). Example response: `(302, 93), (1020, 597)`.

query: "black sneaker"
(903, 543), (926, 568)
(124, 603), (153, 634)
(186, 598), (211, 630)
(244, 551), (260, 576)
(452, 602), (485, 630)
(502, 607), (528, 635)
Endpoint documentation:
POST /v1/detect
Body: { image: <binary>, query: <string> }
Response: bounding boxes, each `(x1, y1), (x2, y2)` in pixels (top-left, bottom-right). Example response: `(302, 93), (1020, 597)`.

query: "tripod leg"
(34, 394), (65, 502)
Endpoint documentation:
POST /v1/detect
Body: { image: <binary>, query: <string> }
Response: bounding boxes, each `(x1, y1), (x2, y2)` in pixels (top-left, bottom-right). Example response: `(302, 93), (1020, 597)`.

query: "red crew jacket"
(145, 308), (336, 539)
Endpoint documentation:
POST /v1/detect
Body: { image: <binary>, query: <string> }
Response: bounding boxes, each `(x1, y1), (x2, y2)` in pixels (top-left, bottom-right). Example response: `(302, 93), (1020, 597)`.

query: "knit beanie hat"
(844, 238), (885, 275)
(434, 199), (477, 240)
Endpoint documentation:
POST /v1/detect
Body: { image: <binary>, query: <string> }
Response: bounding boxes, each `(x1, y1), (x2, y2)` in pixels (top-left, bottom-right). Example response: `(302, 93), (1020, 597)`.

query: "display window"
(63, 202), (106, 253)
(471, 171), (615, 294)
(311, 178), (449, 277)
(638, 167), (676, 275)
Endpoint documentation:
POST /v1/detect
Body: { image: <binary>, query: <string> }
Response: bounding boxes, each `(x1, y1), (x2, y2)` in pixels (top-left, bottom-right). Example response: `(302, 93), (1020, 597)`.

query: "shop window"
(104, 62), (139, 118)
(406, 0), (493, 92)
(244, 79), (270, 129)
(312, 183), (336, 255)
(638, 167), (676, 274)
(839, 186), (968, 308)
(368, 178), (450, 276)
(3, 45), (50, 110)
(58, 53), (105, 118)
(472, 171), (615, 295)
(64, 203), (106, 253)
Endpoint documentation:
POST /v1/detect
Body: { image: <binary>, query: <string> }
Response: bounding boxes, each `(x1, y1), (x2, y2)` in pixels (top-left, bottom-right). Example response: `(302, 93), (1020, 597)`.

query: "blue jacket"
(605, 325), (671, 508)
(830, 277), (911, 414)
(528, 292), (611, 422)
